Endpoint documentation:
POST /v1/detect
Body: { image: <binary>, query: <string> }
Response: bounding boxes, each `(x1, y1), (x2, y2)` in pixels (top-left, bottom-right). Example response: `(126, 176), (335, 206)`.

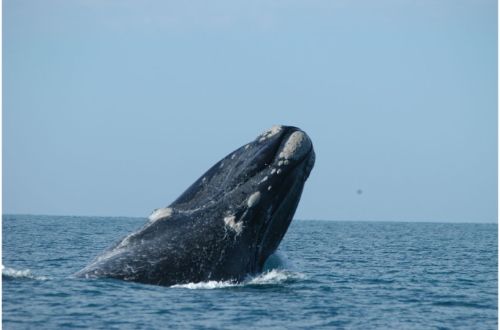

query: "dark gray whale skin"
(75, 125), (315, 286)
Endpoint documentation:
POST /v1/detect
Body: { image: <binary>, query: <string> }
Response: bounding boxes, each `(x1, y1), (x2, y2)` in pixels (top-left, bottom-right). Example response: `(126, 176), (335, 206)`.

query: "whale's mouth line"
(251, 143), (314, 272)
(251, 176), (304, 272)
(251, 126), (314, 229)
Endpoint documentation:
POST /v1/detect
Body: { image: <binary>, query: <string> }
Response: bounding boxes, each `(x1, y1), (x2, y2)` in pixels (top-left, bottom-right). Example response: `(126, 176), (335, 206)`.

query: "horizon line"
(2, 213), (497, 225)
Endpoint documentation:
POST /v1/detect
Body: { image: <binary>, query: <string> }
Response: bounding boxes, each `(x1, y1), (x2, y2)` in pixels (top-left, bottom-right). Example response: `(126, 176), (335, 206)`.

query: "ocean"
(3, 215), (498, 329)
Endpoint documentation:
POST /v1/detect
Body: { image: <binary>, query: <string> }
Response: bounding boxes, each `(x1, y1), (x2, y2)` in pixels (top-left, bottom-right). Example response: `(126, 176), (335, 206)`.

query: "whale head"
(77, 125), (315, 285)
(165, 125), (315, 277)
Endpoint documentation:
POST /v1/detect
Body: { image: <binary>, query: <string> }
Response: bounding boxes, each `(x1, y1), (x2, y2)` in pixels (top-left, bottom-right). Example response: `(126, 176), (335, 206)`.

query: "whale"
(75, 125), (315, 286)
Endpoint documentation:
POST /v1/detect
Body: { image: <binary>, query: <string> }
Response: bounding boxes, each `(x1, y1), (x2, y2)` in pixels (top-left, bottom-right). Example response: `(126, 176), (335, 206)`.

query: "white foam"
(259, 176), (268, 183)
(2, 266), (48, 280)
(170, 269), (305, 290)
(248, 269), (291, 285)
(148, 207), (173, 222)
(247, 191), (261, 207)
(280, 131), (311, 160)
(171, 280), (238, 289)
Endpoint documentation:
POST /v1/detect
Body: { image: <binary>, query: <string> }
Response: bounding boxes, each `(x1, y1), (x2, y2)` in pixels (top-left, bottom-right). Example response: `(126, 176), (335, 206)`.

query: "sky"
(3, 0), (497, 222)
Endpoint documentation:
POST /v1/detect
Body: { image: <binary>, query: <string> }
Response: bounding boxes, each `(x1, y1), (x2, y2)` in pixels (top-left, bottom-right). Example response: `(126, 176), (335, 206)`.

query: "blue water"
(3, 215), (498, 329)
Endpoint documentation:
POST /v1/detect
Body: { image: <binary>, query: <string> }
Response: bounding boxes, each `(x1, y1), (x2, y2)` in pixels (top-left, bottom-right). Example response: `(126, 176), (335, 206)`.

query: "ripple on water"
(2, 216), (498, 329)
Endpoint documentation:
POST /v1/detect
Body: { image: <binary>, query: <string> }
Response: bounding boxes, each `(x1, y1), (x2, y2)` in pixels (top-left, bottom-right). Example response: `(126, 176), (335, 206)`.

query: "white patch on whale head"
(148, 207), (173, 222)
(247, 191), (261, 208)
(258, 125), (283, 142)
(280, 131), (312, 160)
(115, 232), (137, 249)
(224, 215), (243, 235)
(96, 244), (127, 261)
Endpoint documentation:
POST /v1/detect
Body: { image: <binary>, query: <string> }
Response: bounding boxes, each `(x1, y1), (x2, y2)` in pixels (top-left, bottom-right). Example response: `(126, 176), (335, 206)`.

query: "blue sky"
(4, 0), (497, 222)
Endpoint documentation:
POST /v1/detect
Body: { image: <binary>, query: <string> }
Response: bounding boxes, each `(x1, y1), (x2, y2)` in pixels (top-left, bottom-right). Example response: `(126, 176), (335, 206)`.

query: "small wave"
(171, 280), (238, 289)
(171, 269), (306, 290)
(248, 269), (305, 285)
(2, 265), (48, 281)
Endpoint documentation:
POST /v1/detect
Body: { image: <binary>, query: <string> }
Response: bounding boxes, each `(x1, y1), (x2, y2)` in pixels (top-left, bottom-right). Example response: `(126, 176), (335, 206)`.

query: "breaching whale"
(76, 125), (315, 286)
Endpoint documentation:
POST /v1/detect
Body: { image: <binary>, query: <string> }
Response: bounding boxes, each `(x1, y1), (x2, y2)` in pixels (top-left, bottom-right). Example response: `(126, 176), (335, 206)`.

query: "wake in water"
(2, 252), (299, 288)
(2, 265), (48, 281)
(171, 269), (306, 290)
(171, 252), (305, 290)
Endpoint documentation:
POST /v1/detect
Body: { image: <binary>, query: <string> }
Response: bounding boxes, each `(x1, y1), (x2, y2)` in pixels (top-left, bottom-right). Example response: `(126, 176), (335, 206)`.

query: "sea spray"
(2, 265), (48, 281)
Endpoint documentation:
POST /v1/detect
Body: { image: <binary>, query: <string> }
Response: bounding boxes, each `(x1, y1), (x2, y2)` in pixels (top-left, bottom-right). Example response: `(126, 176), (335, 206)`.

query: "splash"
(171, 280), (238, 290)
(247, 269), (305, 285)
(2, 265), (48, 281)
(170, 269), (306, 290)
(170, 251), (302, 290)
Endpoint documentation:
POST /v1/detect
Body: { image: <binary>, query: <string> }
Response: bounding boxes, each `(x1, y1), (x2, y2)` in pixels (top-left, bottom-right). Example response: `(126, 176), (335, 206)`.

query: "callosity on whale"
(75, 125), (315, 286)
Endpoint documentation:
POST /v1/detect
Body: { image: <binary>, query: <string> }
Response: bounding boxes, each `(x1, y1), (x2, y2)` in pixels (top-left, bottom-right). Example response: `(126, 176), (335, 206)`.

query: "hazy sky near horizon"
(4, 0), (497, 222)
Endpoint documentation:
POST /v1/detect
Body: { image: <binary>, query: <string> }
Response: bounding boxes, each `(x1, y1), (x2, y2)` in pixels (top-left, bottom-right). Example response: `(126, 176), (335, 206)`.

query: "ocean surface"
(3, 215), (498, 329)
